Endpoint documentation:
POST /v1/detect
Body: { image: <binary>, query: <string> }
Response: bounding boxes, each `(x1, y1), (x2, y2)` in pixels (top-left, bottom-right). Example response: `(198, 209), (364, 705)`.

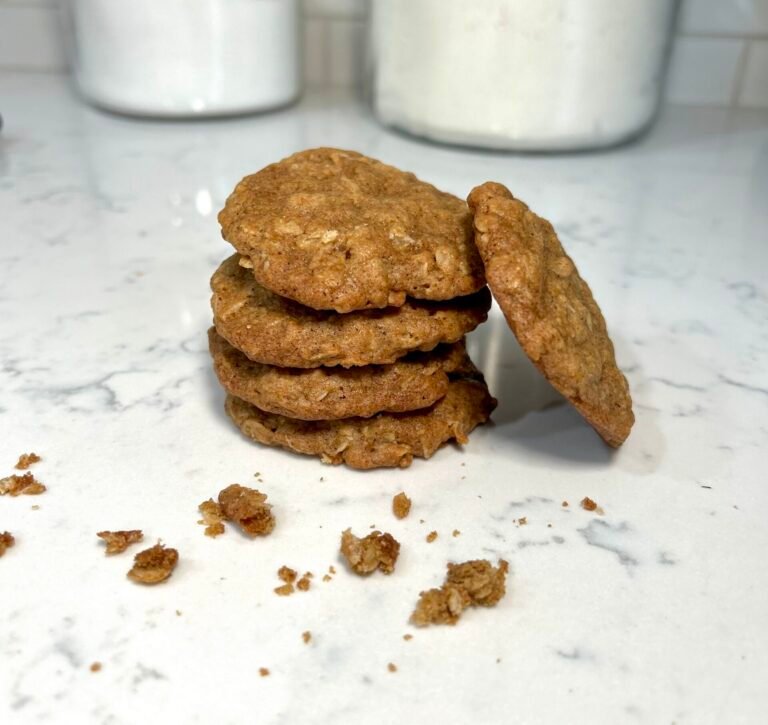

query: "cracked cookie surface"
(218, 148), (486, 312)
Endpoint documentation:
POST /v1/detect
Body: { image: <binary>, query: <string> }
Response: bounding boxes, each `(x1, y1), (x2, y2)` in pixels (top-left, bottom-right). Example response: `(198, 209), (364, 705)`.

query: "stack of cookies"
(209, 148), (497, 470)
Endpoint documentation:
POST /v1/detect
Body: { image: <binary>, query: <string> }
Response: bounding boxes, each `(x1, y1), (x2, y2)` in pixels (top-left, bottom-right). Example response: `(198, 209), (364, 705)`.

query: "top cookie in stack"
(210, 148), (497, 470)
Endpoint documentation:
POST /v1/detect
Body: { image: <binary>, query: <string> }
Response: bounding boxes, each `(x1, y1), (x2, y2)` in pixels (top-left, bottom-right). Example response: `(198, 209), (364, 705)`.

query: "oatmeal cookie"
(211, 255), (490, 368)
(468, 182), (634, 447)
(218, 148), (486, 312)
(209, 327), (473, 420)
(224, 377), (496, 470)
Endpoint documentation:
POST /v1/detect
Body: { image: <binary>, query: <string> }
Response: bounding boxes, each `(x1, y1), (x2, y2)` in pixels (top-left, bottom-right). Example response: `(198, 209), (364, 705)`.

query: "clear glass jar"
(370, 0), (677, 151)
(62, 0), (301, 118)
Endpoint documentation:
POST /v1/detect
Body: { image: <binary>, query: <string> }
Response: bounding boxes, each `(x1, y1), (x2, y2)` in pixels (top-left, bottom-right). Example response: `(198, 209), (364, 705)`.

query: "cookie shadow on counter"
(467, 314), (614, 465)
(202, 359), (230, 427)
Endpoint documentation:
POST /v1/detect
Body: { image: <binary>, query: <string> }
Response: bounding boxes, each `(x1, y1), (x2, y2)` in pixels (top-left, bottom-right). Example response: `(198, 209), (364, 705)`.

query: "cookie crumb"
(31, 505), (40, 511)
(274, 583), (294, 596)
(278, 566), (297, 584)
(562, 501), (569, 507)
(15, 453), (41, 470)
(0, 472), (46, 496)
(340, 528), (400, 575)
(322, 574), (332, 582)
(127, 543), (178, 585)
(175, 610), (182, 617)
(90, 662), (102, 673)
(580, 497), (598, 512)
(259, 667), (270, 677)
(198, 499), (226, 537)
(97, 530), (143, 555)
(0, 531), (15, 557)
(302, 631), (312, 644)
(218, 484), (275, 537)
(452, 529), (461, 537)
(411, 559), (509, 627)
(392, 492), (411, 519)
(296, 575), (311, 592)
(387, 663), (397, 673)
(426, 531), (438, 543)
(518, 517), (527, 526)
(403, 634), (413, 641)
(329, 565), (336, 575)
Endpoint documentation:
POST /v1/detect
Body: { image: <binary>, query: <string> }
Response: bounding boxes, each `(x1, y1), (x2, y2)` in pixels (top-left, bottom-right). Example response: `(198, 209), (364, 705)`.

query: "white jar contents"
(66, 0), (301, 117)
(371, 0), (676, 150)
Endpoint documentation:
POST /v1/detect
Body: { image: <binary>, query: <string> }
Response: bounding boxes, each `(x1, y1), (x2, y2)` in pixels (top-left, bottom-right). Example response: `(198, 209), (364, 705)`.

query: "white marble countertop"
(1, 73), (767, 725)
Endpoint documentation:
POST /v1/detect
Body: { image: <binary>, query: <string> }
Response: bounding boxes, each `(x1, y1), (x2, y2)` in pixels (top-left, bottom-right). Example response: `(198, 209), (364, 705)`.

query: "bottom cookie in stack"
(224, 375), (495, 470)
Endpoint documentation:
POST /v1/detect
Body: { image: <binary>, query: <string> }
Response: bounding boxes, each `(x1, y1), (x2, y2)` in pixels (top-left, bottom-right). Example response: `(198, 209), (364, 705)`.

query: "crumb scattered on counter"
(31, 505), (40, 511)
(562, 501), (569, 507)
(403, 634), (413, 641)
(176, 610), (182, 617)
(387, 663), (397, 673)
(127, 543), (178, 585)
(302, 631), (312, 644)
(0, 531), (15, 557)
(518, 517), (527, 526)
(580, 496), (600, 512)
(97, 530), (143, 555)
(452, 529), (461, 537)
(259, 667), (270, 677)
(0, 472), (46, 496)
(278, 566), (297, 584)
(392, 492), (411, 519)
(426, 531), (438, 543)
(340, 528), (400, 575)
(198, 499), (226, 537)
(274, 583), (294, 596)
(218, 484), (275, 537)
(15, 453), (41, 470)
(411, 559), (509, 627)
(90, 662), (102, 673)
(322, 574), (332, 582)
(296, 574), (311, 592)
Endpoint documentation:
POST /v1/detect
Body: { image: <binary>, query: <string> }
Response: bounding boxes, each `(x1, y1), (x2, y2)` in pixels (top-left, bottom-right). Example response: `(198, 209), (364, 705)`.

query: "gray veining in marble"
(1, 73), (767, 724)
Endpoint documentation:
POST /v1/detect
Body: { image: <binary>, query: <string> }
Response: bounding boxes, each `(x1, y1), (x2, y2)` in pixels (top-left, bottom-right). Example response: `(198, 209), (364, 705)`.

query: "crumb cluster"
(340, 528), (400, 575)
(15, 453), (41, 470)
(392, 492), (411, 519)
(218, 484), (275, 536)
(0, 531), (15, 557)
(411, 559), (509, 627)
(97, 530), (144, 555)
(274, 567), (313, 596)
(127, 543), (179, 585)
(0, 472), (46, 496)
(198, 499), (226, 537)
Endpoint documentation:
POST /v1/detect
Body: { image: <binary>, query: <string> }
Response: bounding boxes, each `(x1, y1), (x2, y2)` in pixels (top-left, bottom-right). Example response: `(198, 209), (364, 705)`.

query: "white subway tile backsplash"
(0, 0), (765, 108)
(0, 4), (64, 70)
(666, 36), (746, 104)
(303, 0), (367, 20)
(680, 0), (768, 37)
(303, 16), (328, 88)
(738, 40), (768, 106)
(328, 18), (364, 89)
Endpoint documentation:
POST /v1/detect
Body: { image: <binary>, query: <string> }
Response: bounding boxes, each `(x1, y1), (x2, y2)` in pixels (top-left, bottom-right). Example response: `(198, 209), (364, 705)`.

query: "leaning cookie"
(467, 182), (634, 447)
(224, 378), (496, 470)
(209, 328), (474, 420)
(218, 148), (486, 312)
(211, 254), (491, 368)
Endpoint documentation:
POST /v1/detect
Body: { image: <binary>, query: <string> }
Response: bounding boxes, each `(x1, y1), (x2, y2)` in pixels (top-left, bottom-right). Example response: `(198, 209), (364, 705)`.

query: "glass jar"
(63, 0), (301, 118)
(369, 0), (677, 151)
